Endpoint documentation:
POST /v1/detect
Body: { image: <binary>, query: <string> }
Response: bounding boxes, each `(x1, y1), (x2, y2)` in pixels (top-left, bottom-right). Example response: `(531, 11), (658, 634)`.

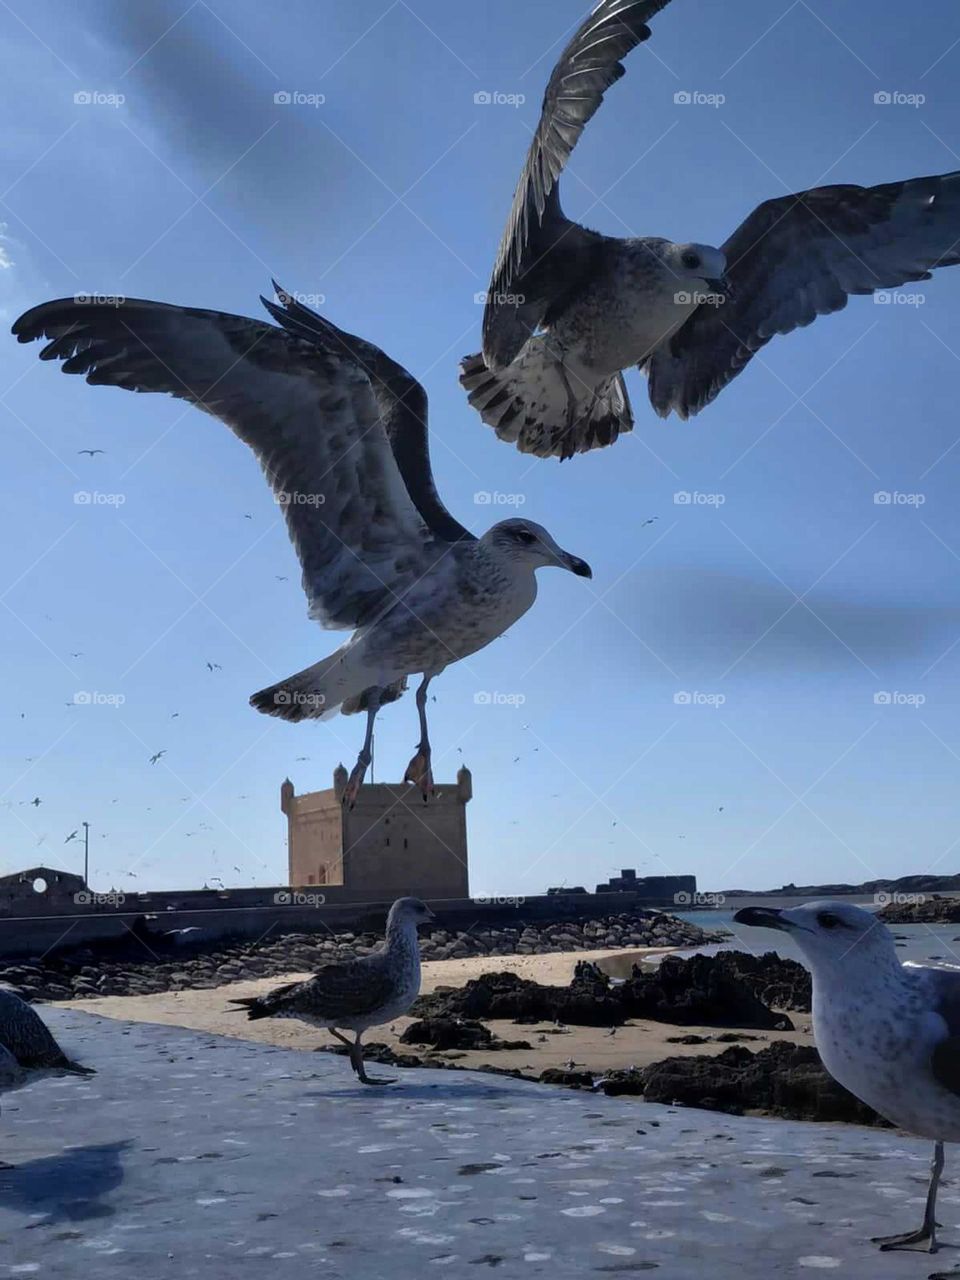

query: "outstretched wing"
(482, 0), (670, 368)
(13, 294), (468, 630)
(646, 169), (960, 420)
(261, 286), (474, 545)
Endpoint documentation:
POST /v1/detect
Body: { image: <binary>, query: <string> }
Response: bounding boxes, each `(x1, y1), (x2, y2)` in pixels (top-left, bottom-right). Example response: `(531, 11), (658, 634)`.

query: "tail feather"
(229, 981), (301, 1020)
(63, 1059), (96, 1076)
(459, 346), (633, 460)
(250, 653), (407, 722)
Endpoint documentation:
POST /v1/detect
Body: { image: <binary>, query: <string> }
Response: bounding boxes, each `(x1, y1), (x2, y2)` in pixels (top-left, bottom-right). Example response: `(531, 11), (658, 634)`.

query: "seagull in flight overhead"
(14, 287), (591, 807)
(77, 448), (104, 456)
(461, 0), (960, 459)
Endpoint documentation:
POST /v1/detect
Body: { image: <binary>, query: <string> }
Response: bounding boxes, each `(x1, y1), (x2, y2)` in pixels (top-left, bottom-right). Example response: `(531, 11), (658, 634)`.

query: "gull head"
(484, 519), (592, 579)
(733, 899), (897, 977)
(388, 896), (436, 930)
(652, 240), (730, 297)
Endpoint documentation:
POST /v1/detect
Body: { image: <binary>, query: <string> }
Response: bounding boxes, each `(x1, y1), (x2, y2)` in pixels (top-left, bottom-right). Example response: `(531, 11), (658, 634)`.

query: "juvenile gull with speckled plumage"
(229, 897), (434, 1086)
(13, 288), (591, 806)
(463, 0), (960, 460)
(735, 901), (960, 1275)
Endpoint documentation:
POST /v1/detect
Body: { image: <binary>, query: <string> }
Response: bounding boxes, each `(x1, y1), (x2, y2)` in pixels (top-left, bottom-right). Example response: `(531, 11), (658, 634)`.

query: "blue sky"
(2, 0), (960, 896)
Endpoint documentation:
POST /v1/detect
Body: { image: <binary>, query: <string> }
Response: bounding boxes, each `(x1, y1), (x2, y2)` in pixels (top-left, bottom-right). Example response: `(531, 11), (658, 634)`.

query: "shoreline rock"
(0, 908), (719, 1006)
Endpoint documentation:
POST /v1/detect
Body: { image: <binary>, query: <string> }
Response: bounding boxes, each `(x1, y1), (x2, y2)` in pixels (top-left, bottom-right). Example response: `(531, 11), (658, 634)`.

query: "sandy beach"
(56, 946), (812, 1079)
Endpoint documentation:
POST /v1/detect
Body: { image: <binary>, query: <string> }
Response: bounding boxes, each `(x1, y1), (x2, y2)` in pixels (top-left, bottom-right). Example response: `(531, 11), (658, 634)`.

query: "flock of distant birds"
(13, 0), (960, 810)
(5, 0), (960, 1264)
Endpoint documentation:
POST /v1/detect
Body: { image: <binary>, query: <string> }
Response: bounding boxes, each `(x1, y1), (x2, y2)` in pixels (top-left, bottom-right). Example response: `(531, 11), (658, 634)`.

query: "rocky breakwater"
(0, 908), (717, 1004)
(879, 893), (960, 924)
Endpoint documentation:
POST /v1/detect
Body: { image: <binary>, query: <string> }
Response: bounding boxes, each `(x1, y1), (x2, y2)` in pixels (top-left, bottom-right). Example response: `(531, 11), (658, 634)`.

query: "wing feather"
(482, 0), (670, 368)
(13, 295), (463, 630)
(646, 170), (960, 419)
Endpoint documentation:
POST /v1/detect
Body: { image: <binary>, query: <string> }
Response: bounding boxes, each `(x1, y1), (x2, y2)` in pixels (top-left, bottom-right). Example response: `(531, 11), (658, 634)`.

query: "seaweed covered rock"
(640, 1041), (885, 1125)
(399, 1018), (531, 1051)
(410, 966), (624, 1027)
(620, 953), (795, 1029)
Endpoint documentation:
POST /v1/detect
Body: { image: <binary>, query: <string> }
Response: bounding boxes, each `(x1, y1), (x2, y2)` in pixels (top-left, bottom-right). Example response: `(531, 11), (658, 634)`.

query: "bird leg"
(349, 1031), (395, 1086)
(873, 1140), (944, 1252)
(403, 675), (435, 800)
(343, 690), (381, 808)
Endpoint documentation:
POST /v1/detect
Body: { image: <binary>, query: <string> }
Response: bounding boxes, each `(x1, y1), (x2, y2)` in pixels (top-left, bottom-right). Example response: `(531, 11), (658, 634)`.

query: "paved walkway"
(0, 1008), (953, 1278)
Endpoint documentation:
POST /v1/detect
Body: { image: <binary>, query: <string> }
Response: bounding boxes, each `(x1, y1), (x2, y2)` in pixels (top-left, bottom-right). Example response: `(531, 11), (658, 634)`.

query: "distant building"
(282, 766), (472, 900)
(595, 868), (696, 900)
(0, 866), (88, 915)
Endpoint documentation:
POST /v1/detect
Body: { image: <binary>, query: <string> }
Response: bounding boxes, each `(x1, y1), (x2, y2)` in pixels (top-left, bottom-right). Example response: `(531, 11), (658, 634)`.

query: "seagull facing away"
(734, 902), (960, 1263)
(0, 987), (94, 1162)
(13, 287), (591, 806)
(229, 897), (435, 1086)
(461, 0), (960, 459)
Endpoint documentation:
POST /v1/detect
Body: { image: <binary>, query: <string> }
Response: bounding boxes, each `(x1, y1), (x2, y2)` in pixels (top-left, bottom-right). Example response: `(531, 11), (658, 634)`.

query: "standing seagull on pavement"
(13, 288), (591, 807)
(229, 897), (434, 1086)
(734, 901), (960, 1273)
(462, 0), (960, 459)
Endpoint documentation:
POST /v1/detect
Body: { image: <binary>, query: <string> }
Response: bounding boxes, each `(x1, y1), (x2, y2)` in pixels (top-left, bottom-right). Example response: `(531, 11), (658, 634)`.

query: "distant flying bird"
(29, 797), (40, 807)
(14, 287), (591, 808)
(77, 448), (104, 456)
(640, 518), (658, 528)
(461, 0), (960, 458)
(64, 830), (78, 844)
(206, 662), (222, 673)
(230, 897), (434, 1085)
(170, 712), (179, 718)
(275, 575), (288, 581)
(69, 651), (83, 658)
(243, 513), (253, 519)
(148, 750), (166, 765)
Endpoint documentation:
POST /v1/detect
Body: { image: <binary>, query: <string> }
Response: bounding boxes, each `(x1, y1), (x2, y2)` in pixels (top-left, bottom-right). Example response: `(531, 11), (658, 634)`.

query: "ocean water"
(674, 904), (960, 969)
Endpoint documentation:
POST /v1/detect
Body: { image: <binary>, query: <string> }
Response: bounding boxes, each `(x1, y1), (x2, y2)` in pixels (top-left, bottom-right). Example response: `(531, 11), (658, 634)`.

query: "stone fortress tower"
(282, 766), (472, 900)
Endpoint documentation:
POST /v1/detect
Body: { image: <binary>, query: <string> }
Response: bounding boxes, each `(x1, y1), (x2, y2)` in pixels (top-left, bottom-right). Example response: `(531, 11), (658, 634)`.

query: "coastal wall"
(0, 883), (698, 958)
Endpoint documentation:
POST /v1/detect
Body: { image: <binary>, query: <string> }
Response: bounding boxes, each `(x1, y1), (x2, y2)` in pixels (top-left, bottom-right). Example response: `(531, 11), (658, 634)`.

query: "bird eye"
(682, 251), (701, 270)
(514, 528), (537, 545)
(817, 912), (842, 930)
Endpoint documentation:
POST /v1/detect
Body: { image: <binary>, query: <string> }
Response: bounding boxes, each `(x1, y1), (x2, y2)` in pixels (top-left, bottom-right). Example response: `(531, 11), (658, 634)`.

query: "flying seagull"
(148, 750), (166, 765)
(230, 897), (434, 1085)
(734, 902), (960, 1263)
(13, 287), (591, 806)
(461, 0), (960, 459)
(77, 448), (104, 456)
